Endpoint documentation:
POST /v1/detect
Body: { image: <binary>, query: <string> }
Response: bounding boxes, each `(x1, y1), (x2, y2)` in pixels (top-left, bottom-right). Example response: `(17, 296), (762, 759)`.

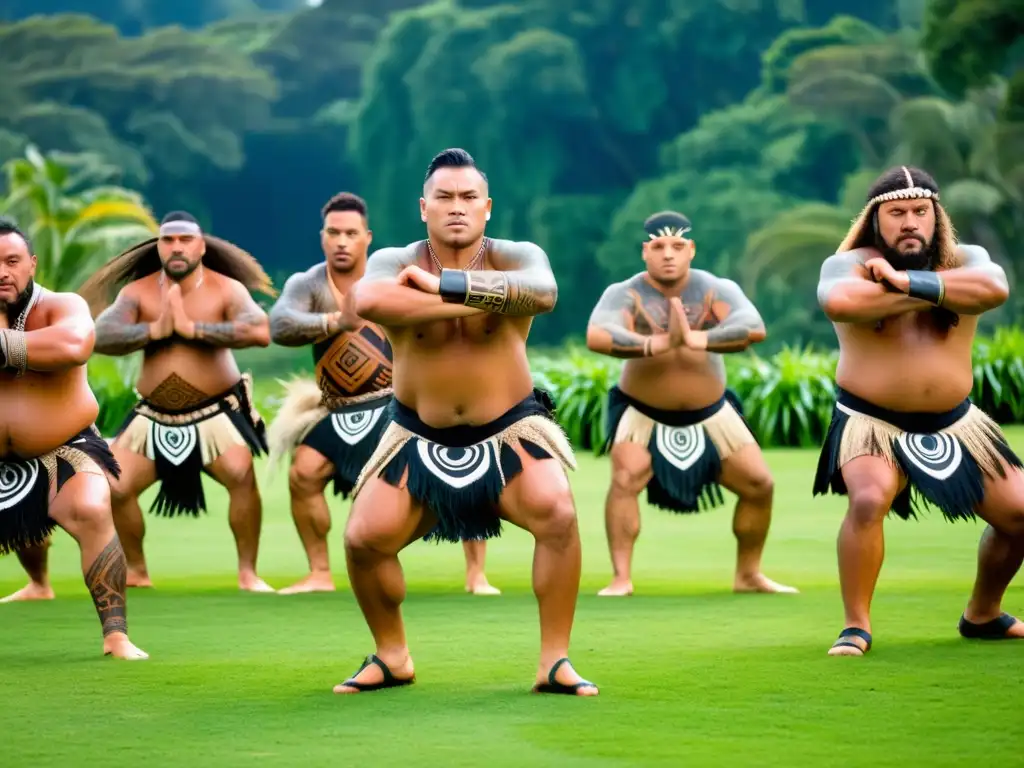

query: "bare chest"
(410, 313), (512, 347)
(137, 286), (227, 322)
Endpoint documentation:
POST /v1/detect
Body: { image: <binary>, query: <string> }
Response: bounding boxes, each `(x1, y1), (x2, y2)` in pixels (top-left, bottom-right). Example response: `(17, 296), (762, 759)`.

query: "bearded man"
(78, 211), (277, 592)
(0, 218), (147, 659)
(814, 165), (1024, 656)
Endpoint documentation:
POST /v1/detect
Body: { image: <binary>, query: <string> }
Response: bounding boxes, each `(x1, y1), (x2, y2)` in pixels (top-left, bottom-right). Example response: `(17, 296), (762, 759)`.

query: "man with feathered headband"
(78, 211), (277, 593)
(0, 218), (147, 659)
(586, 210), (796, 597)
(264, 192), (499, 596)
(814, 165), (1024, 656)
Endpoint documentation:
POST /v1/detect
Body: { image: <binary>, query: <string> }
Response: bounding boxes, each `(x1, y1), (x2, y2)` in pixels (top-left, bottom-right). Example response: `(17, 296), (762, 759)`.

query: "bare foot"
(597, 580), (633, 597)
(734, 573), (799, 594)
(333, 653), (415, 694)
(103, 633), (149, 660)
(466, 578), (501, 596)
(239, 573), (275, 593)
(0, 582), (55, 603)
(278, 572), (336, 595)
(127, 569), (153, 588)
(533, 658), (599, 696)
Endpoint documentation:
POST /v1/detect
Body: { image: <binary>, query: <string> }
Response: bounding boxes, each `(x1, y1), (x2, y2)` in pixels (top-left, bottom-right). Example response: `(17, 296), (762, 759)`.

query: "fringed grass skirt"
(113, 374), (267, 518)
(266, 377), (391, 498)
(601, 386), (757, 513)
(812, 388), (1023, 522)
(353, 388), (576, 543)
(0, 426), (119, 555)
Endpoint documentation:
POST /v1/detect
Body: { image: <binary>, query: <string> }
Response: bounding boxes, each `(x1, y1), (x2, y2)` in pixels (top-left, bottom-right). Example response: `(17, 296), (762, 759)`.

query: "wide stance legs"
(599, 442), (796, 596)
(336, 447), (596, 695)
(108, 442), (273, 592)
(829, 455), (1024, 656)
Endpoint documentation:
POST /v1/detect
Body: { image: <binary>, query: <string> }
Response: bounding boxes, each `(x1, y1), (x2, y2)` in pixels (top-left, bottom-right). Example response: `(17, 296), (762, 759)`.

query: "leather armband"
(439, 269), (469, 304)
(906, 270), (945, 305)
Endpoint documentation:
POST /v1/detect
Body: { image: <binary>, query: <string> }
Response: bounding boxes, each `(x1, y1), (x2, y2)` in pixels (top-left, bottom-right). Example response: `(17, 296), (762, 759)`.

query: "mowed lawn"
(1, 430), (1022, 767)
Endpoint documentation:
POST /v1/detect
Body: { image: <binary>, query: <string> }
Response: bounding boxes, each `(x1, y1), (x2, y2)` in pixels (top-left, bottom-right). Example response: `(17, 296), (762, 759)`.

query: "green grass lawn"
(1, 431), (1022, 767)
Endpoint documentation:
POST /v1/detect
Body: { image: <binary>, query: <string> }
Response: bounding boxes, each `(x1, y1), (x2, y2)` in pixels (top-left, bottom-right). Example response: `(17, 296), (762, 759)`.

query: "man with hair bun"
(586, 210), (796, 597)
(814, 165), (1024, 656)
(266, 192), (499, 596)
(79, 211), (277, 593)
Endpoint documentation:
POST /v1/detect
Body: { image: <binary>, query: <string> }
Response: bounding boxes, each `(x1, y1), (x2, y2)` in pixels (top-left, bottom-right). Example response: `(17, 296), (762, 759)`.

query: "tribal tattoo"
(193, 287), (268, 349)
(85, 535), (128, 637)
(269, 265), (358, 346)
(94, 293), (151, 356)
(445, 241), (557, 316)
(587, 270), (765, 358)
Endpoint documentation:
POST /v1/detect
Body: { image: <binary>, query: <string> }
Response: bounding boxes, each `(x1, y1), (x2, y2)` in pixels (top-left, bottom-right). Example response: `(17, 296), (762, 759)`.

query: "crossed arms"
(353, 241), (557, 327)
(817, 245), (1008, 324)
(586, 276), (766, 359)
(94, 280), (270, 356)
(0, 292), (94, 373)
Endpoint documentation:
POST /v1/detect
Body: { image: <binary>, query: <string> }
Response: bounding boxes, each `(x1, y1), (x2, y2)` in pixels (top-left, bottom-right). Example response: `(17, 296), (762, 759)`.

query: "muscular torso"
(618, 272), (729, 410)
(835, 311), (977, 412)
(386, 241), (535, 427)
(132, 274), (243, 407)
(0, 293), (98, 459)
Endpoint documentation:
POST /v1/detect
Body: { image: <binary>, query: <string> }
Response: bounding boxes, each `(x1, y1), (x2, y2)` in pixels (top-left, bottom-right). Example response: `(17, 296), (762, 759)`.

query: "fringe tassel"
(265, 378), (327, 476)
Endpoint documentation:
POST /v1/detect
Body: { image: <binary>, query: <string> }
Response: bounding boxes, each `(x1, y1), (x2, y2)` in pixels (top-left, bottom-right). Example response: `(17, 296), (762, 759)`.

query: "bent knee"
(847, 484), (894, 526)
(215, 456), (257, 491)
(289, 463), (328, 497)
(610, 466), (650, 496)
(56, 494), (113, 536)
(739, 471), (774, 502)
(525, 488), (579, 543)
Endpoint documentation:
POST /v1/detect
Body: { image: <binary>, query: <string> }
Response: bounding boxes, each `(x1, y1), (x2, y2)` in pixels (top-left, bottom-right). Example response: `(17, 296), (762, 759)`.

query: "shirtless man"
(586, 211), (796, 597)
(78, 212), (276, 592)
(333, 148), (596, 696)
(0, 219), (147, 659)
(813, 165), (1024, 656)
(267, 192), (499, 595)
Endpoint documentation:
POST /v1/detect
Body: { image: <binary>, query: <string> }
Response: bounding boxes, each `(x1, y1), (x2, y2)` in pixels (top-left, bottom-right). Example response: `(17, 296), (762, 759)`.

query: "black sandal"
(337, 654), (415, 692)
(532, 658), (598, 695)
(958, 613), (1020, 640)
(830, 627), (872, 655)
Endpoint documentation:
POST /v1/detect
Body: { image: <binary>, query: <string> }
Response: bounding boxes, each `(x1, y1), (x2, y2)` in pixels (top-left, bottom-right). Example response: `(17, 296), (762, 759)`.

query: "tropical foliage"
(1, 1), (1020, 350)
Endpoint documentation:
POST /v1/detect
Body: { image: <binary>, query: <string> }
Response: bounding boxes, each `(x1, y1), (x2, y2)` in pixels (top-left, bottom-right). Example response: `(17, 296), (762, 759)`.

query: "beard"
(878, 233), (939, 271)
(1, 279), (34, 323)
(162, 256), (199, 280)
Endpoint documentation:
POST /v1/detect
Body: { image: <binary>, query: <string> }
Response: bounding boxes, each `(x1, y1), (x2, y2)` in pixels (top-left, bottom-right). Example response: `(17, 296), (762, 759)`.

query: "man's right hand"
(667, 297), (688, 348)
(149, 287), (174, 341)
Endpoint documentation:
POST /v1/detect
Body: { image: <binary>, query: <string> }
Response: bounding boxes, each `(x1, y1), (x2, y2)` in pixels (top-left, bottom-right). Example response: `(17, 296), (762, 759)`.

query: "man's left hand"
(865, 258), (910, 293)
(397, 265), (440, 295)
(167, 283), (196, 339)
(673, 300), (708, 350)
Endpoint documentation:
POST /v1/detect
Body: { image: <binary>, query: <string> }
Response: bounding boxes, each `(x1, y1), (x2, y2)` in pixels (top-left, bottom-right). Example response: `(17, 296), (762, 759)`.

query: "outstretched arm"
(439, 241), (557, 316)
(685, 278), (766, 353)
(586, 283), (674, 358)
(353, 247), (487, 327)
(93, 290), (151, 356)
(269, 271), (356, 347)
(1, 293), (94, 372)
(186, 282), (270, 348)
(817, 250), (931, 323)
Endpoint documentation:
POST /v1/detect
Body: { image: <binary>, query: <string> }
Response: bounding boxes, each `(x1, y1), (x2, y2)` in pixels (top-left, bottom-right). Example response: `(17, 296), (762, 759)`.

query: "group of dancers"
(0, 150), (1021, 694)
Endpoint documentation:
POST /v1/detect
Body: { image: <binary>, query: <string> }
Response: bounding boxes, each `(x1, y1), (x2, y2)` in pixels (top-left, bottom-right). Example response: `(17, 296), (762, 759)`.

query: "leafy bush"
(88, 355), (140, 437)
(972, 326), (1024, 423)
(531, 346), (621, 451)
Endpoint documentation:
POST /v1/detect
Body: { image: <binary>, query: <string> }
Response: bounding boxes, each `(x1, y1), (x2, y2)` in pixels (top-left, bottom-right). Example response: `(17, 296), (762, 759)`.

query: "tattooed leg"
(86, 536), (128, 636)
(48, 473), (150, 659)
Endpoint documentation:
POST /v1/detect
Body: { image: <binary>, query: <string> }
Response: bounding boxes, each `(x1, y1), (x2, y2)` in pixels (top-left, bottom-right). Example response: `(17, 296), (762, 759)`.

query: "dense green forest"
(1, 0), (1021, 349)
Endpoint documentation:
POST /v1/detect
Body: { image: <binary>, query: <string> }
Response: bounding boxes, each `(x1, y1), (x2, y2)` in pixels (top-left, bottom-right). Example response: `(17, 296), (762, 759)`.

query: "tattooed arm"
(683, 277), (767, 353)
(586, 282), (684, 358)
(353, 246), (487, 327)
(93, 288), (152, 356)
(178, 281), (270, 348)
(8, 292), (95, 371)
(818, 249), (932, 324)
(439, 241), (557, 316)
(886, 244), (1008, 316)
(269, 269), (355, 346)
